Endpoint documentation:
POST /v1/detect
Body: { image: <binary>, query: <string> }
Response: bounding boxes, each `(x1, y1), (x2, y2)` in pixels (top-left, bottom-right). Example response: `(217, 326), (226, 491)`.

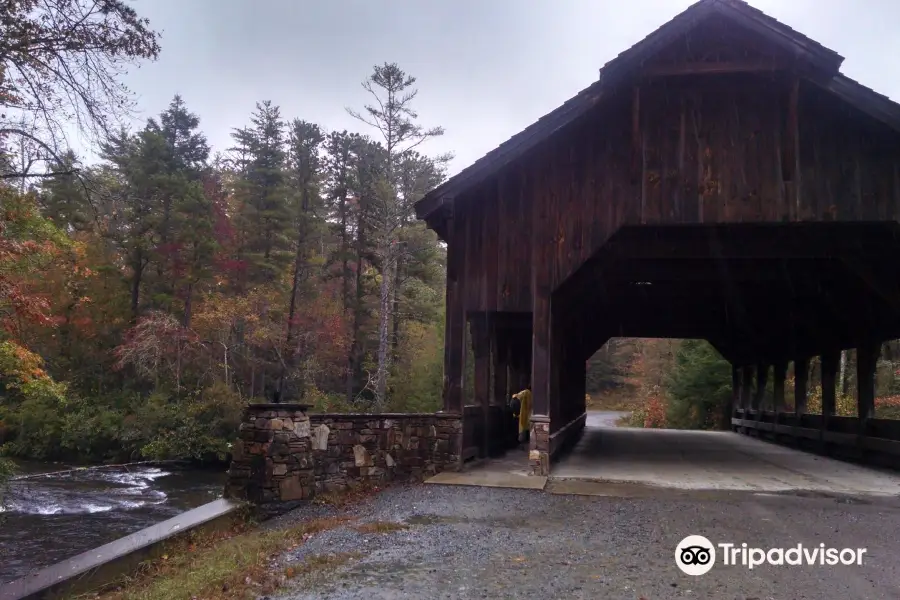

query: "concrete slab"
(426, 447), (544, 489)
(551, 424), (900, 497)
(426, 470), (547, 490)
(1, 498), (243, 600)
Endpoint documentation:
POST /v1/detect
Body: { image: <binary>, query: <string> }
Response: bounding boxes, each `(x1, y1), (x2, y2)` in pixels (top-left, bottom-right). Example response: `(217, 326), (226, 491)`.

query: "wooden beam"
(442, 215), (466, 414)
(821, 350), (839, 442)
(773, 360), (787, 428)
(472, 314), (492, 459)
(857, 342), (880, 433)
(642, 60), (789, 78)
(754, 363), (768, 426)
(741, 366), (755, 413)
(732, 365), (741, 414)
(794, 357), (809, 415)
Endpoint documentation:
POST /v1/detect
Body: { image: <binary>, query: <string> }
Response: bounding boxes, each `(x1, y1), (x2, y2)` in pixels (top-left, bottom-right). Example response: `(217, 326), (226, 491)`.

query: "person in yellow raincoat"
(510, 386), (532, 444)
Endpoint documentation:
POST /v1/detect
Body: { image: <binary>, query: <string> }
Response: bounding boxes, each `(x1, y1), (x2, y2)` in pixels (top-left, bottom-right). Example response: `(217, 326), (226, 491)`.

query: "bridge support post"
(821, 350), (839, 450)
(493, 324), (511, 453)
(753, 363), (768, 433)
(857, 342), (880, 441)
(442, 215), (465, 415)
(730, 365), (740, 428)
(794, 357), (809, 416)
(739, 365), (754, 433)
(773, 360), (787, 437)
(529, 293), (557, 477)
(472, 313), (492, 459)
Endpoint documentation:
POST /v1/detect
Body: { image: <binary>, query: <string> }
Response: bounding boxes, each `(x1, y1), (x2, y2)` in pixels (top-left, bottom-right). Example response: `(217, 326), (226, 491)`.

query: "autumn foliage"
(0, 91), (446, 463)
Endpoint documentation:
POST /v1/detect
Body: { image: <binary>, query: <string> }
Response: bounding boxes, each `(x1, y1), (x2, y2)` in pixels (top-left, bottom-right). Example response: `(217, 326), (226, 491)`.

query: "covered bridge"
(414, 0), (900, 476)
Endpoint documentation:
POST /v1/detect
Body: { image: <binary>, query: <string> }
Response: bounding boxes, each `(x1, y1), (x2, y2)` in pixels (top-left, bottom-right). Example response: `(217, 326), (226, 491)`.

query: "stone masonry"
(529, 415), (551, 476)
(226, 405), (462, 514)
(309, 413), (462, 493)
(225, 404), (315, 514)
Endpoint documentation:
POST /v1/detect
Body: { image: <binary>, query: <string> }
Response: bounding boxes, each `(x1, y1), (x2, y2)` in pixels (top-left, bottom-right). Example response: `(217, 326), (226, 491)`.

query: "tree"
(347, 63), (447, 409)
(229, 101), (292, 289)
(281, 119), (325, 400)
(665, 339), (733, 430)
(0, 0), (160, 181)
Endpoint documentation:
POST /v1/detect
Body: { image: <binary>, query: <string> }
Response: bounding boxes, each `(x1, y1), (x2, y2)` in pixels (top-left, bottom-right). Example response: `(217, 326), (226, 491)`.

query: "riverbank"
(77, 478), (900, 599)
(76, 487), (382, 600)
(0, 461), (226, 583)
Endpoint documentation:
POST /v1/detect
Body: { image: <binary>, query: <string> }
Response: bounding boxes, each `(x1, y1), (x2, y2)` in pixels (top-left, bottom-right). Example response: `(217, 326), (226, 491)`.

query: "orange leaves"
(0, 187), (80, 340)
(643, 395), (668, 428)
(0, 340), (52, 387)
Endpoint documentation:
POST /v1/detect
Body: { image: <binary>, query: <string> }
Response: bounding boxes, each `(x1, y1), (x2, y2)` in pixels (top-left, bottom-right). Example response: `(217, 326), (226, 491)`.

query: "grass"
(76, 484), (393, 600)
(77, 514), (354, 600)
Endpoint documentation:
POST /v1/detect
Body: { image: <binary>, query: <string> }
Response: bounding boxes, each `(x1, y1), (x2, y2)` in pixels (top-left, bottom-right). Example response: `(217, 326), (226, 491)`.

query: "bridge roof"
(414, 0), (900, 226)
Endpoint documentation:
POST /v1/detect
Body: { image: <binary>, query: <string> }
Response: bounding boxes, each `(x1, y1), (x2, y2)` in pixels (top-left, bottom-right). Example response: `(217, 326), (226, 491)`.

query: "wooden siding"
(449, 74), (900, 315)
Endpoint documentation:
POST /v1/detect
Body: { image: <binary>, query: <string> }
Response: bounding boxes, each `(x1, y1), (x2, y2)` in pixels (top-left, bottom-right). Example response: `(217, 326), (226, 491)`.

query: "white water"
(2, 466), (170, 516)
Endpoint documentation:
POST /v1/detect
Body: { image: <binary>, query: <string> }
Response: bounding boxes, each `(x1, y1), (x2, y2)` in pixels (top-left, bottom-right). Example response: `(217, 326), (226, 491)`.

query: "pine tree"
(229, 101), (292, 289)
(347, 63), (446, 409)
(281, 119), (325, 399)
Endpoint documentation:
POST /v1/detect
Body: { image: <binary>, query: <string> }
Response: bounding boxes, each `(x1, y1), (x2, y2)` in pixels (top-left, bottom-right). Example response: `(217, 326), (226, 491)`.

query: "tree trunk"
(391, 250), (403, 362)
(282, 235), (304, 401)
(130, 253), (144, 323)
(347, 208), (366, 405)
(839, 350), (847, 395)
(182, 282), (193, 328)
(374, 241), (395, 409)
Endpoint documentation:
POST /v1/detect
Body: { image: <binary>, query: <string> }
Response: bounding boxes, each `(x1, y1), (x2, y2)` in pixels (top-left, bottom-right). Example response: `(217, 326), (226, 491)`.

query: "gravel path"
(269, 482), (900, 599)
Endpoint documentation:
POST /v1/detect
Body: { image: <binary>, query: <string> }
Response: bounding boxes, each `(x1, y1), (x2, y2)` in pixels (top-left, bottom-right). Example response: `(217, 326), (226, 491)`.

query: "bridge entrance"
(415, 0), (900, 477)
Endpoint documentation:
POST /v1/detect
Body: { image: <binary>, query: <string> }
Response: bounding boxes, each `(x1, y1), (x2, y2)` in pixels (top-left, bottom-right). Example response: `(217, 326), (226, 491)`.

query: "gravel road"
(269, 481), (900, 599)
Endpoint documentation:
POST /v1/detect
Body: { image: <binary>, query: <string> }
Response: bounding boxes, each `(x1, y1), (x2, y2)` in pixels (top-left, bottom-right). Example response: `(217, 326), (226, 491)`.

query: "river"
(0, 460), (227, 584)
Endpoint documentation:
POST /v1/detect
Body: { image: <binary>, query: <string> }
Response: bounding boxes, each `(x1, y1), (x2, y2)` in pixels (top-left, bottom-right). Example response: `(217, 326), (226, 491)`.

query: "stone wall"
(225, 404), (462, 514)
(308, 413), (462, 493)
(224, 404), (315, 514)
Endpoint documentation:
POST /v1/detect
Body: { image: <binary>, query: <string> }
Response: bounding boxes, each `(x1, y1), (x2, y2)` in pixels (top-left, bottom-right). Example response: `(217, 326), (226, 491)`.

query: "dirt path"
(271, 482), (900, 599)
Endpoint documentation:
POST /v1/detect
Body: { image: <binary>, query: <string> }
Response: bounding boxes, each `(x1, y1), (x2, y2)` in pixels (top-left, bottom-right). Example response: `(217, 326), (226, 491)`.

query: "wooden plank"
(496, 173), (511, 310)
(782, 76), (799, 184)
(631, 85), (641, 185)
(443, 210), (466, 414)
(484, 180), (499, 311)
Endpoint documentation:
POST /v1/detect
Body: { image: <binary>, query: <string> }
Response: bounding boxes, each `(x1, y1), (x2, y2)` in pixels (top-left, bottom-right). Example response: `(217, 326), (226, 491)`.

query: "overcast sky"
(94, 0), (900, 177)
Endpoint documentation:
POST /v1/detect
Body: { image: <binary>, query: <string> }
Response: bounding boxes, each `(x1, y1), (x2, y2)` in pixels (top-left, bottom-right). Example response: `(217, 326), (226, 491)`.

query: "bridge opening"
(456, 221), (900, 477)
(542, 221), (900, 476)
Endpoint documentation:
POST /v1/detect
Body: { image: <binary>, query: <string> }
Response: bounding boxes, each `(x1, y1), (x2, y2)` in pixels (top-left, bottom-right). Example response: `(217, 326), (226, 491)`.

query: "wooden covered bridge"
(414, 0), (900, 476)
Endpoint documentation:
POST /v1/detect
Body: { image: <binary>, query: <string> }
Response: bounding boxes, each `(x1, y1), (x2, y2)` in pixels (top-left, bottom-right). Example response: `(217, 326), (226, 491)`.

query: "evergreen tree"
(229, 102), (292, 290)
(347, 63), (446, 408)
(281, 119), (325, 399)
(665, 339), (733, 430)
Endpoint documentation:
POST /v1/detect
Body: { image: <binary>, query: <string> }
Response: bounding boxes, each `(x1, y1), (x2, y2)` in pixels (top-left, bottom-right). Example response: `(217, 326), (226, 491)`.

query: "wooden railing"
(732, 408), (900, 458)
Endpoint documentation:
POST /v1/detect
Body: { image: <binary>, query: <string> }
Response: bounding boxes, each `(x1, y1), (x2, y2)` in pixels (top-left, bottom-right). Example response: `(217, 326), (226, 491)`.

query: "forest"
(0, 0), (448, 466)
(587, 338), (900, 429)
(3, 1), (900, 474)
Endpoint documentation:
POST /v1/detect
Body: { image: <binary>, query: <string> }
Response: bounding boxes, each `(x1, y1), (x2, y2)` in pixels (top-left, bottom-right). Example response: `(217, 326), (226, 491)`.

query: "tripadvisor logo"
(676, 535), (716, 575)
(675, 535), (868, 575)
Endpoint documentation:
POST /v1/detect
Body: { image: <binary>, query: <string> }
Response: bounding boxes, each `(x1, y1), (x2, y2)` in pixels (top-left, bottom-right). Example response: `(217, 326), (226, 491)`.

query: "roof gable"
(415, 0), (900, 230)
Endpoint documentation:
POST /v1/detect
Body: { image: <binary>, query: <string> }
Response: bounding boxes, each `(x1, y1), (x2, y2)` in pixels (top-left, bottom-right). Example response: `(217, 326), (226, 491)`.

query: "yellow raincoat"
(511, 388), (532, 436)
